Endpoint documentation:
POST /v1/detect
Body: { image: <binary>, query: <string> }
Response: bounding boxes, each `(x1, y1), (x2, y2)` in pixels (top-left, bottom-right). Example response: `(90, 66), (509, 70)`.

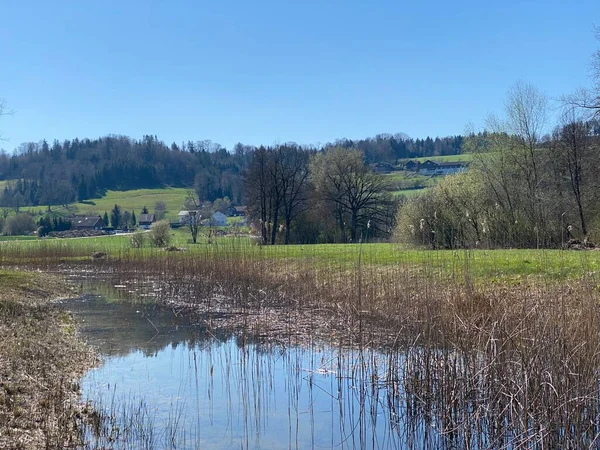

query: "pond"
(65, 293), (442, 449)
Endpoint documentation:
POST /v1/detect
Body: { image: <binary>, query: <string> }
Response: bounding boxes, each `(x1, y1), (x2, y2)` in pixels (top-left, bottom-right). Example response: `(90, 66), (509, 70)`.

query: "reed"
(3, 238), (600, 447)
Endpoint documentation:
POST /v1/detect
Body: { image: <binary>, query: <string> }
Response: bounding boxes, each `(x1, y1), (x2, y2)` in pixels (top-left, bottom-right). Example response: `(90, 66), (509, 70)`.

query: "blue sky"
(1, 0), (599, 151)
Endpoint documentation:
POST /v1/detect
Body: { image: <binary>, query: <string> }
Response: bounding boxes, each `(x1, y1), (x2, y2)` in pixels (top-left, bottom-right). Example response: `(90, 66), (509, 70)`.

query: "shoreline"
(0, 269), (97, 449)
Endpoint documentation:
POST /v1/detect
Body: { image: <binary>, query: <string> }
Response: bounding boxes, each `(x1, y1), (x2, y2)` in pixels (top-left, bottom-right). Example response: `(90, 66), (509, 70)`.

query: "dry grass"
(3, 242), (600, 447)
(80, 251), (600, 448)
(0, 270), (97, 449)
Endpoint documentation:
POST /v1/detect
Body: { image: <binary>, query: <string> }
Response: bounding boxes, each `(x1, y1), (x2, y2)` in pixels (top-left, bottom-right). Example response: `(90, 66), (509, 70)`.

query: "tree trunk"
(284, 217), (291, 245)
(270, 206), (279, 245)
(350, 210), (358, 242)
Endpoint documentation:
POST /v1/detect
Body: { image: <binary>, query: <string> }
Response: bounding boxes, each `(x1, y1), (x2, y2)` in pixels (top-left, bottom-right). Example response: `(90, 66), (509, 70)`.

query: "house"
(404, 160), (419, 171)
(226, 205), (247, 217)
(436, 161), (468, 175)
(371, 162), (395, 174)
(418, 160), (440, 175)
(178, 211), (190, 225)
(210, 211), (228, 227)
(68, 215), (104, 231)
(417, 160), (468, 176)
(138, 213), (156, 229)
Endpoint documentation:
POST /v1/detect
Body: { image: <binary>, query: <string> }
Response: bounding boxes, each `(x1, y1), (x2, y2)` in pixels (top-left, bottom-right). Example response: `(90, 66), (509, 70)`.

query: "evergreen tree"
(103, 211), (109, 227)
(110, 204), (122, 228)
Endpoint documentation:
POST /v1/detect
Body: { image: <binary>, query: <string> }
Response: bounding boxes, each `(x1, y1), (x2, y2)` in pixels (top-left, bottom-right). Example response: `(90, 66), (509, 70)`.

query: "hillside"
(24, 188), (190, 222)
(0, 136), (249, 209)
(0, 132), (467, 232)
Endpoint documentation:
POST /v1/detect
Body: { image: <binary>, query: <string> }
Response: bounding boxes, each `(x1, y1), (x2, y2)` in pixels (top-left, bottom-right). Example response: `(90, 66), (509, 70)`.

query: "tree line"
(395, 83), (600, 248)
(0, 131), (465, 216)
(328, 134), (463, 163)
(0, 135), (252, 209)
(245, 144), (397, 244)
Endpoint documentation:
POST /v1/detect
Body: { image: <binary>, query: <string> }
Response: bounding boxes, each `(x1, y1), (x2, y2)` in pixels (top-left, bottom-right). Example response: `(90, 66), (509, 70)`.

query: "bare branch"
(0, 98), (14, 142)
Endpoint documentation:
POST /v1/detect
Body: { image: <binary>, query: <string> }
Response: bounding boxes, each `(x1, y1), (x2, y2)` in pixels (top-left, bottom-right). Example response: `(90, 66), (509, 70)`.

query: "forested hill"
(0, 135), (252, 207)
(0, 133), (464, 208)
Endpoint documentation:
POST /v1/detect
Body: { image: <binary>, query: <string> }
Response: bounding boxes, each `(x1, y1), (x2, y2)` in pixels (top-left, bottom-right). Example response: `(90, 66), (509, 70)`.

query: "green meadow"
(23, 187), (190, 220)
(407, 153), (474, 163)
(2, 228), (599, 283)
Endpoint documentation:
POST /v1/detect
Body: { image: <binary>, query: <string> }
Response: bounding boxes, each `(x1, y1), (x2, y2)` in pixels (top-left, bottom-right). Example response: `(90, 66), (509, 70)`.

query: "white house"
(210, 211), (228, 226)
(178, 211), (190, 224)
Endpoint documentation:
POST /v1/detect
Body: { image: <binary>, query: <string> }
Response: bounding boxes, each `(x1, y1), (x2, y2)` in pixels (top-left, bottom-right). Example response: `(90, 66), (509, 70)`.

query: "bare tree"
(245, 147), (272, 244)
(473, 82), (549, 241)
(552, 110), (595, 237)
(183, 190), (201, 244)
(310, 148), (390, 242)
(154, 200), (167, 220)
(562, 28), (600, 117)
(505, 81), (547, 203)
(0, 98), (14, 142)
(245, 145), (312, 245)
(277, 145), (310, 245)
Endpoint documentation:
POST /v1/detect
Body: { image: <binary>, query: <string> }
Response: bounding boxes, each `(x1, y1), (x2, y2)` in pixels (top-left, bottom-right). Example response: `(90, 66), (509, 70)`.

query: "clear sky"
(1, 0), (599, 151)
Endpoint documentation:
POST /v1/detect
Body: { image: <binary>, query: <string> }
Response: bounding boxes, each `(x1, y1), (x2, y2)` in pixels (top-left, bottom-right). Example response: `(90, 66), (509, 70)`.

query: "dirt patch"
(0, 270), (97, 449)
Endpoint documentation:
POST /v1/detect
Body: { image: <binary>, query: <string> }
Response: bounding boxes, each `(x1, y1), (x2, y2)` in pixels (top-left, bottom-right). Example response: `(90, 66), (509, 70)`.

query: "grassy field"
(0, 235), (40, 241)
(2, 230), (599, 283)
(383, 171), (437, 190)
(24, 187), (190, 221)
(391, 187), (428, 197)
(402, 153), (474, 163)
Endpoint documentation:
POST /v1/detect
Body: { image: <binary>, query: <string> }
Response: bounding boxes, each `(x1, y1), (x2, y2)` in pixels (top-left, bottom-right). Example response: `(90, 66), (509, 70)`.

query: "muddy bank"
(0, 270), (97, 449)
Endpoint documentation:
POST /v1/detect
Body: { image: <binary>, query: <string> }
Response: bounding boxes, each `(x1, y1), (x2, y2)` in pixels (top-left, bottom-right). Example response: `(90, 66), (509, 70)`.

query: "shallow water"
(65, 294), (442, 449)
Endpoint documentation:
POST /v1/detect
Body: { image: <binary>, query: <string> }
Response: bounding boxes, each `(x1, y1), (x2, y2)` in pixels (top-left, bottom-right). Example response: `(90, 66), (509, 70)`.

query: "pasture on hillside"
(23, 187), (190, 220)
(407, 153), (474, 163)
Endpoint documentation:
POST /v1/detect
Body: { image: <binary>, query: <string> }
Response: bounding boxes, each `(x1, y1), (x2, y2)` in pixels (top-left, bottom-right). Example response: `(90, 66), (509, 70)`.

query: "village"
(46, 204), (248, 238)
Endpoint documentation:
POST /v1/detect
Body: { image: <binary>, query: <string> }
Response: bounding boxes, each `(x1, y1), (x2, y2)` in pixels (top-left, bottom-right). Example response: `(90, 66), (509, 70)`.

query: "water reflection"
(66, 295), (441, 449)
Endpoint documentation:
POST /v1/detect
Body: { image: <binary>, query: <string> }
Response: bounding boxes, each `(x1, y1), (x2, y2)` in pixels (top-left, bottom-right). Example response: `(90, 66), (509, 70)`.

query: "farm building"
(138, 213), (156, 229)
(67, 215), (105, 231)
(210, 211), (228, 226)
(226, 205), (247, 217)
(418, 160), (468, 176)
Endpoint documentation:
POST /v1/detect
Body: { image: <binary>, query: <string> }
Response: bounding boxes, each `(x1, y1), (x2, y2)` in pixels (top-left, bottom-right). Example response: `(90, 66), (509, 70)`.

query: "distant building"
(418, 160), (440, 174)
(210, 211), (228, 226)
(435, 161), (468, 175)
(68, 215), (104, 231)
(371, 162), (395, 174)
(226, 205), (247, 217)
(138, 213), (156, 229)
(178, 211), (190, 224)
(404, 160), (419, 171)
(418, 160), (468, 175)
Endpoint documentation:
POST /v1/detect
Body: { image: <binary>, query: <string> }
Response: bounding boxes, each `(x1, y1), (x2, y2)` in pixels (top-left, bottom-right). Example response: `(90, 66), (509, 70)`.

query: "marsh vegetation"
(1, 237), (596, 448)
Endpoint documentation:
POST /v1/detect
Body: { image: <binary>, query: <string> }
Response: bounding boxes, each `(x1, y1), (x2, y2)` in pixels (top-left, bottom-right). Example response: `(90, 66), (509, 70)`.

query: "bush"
(130, 230), (147, 248)
(149, 220), (172, 248)
(3, 213), (37, 236)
